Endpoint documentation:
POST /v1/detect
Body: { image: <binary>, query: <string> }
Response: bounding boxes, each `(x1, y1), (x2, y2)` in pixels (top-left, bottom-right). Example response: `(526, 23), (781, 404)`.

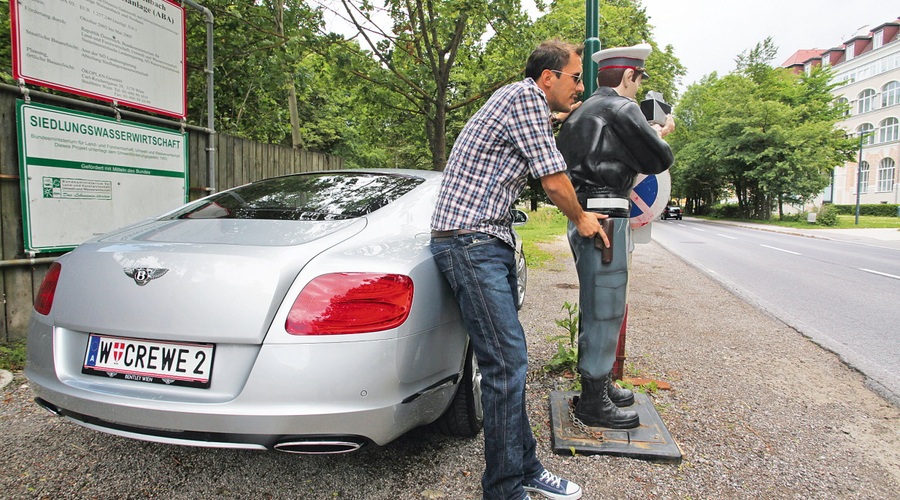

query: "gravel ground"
(1, 238), (898, 499)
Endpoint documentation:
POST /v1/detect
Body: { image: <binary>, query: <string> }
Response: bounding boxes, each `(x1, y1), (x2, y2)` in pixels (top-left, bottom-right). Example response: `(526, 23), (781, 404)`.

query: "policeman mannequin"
(556, 43), (675, 429)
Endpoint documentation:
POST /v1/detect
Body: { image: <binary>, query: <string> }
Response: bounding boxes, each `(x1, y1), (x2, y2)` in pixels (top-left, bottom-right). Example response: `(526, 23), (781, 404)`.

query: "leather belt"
(585, 198), (630, 210)
(431, 229), (477, 238)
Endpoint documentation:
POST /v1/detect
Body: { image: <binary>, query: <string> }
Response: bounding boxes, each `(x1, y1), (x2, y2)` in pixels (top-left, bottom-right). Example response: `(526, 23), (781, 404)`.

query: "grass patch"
(833, 215), (900, 229)
(515, 207), (568, 268)
(698, 215), (899, 230)
(0, 340), (27, 372)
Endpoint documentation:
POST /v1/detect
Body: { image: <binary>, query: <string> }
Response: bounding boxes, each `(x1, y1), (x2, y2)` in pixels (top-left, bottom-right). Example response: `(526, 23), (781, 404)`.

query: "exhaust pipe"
(274, 438), (366, 454)
(34, 398), (63, 416)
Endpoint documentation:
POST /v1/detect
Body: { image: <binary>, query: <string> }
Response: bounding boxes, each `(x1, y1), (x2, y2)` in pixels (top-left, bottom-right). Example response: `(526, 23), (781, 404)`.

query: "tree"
(332, 0), (533, 171)
(184, 1), (345, 149)
(530, 0), (685, 103)
(670, 38), (855, 219)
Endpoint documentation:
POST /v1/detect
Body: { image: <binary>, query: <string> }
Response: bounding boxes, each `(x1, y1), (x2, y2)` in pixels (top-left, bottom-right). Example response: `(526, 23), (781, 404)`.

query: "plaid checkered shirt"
(431, 78), (568, 248)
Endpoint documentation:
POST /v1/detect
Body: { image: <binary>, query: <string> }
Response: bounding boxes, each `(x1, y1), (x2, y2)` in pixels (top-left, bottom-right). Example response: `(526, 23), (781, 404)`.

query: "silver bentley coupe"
(25, 169), (528, 453)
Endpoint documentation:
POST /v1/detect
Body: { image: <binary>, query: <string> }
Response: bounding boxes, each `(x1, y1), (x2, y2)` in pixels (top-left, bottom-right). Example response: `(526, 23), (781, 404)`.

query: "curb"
(0, 369), (12, 390)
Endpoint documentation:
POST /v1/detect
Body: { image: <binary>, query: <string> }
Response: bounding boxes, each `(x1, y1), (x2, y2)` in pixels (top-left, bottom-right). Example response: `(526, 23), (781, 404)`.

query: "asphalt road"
(651, 218), (900, 405)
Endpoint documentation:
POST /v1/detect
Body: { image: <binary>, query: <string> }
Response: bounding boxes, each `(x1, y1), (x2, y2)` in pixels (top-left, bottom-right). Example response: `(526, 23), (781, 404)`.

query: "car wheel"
(515, 251), (527, 311)
(435, 342), (483, 437)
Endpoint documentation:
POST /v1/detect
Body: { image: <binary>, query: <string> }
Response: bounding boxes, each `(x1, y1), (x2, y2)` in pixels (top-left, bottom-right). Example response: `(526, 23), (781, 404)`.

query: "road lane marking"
(717, 234), (738, 239)
(859, 268), (900, 280)
(759, 244), (801, 255)
(691, 227), (706, 232)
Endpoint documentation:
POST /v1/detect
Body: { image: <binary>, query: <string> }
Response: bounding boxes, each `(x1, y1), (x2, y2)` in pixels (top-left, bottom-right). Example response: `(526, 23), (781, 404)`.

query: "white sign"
(11, 0), (186, 118)
(17, 101), (188, 253)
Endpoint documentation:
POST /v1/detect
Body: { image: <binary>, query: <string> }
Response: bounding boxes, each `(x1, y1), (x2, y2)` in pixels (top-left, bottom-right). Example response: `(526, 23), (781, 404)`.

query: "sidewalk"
(695, 217), (900, 250)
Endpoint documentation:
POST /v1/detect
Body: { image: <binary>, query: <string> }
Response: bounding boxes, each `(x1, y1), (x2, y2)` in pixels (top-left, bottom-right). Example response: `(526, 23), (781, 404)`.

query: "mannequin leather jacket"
(557, 87), (674, 217)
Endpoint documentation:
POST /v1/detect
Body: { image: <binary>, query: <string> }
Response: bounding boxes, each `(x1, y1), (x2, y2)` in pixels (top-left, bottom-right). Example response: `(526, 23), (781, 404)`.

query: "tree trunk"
(274, 2), (303, 149)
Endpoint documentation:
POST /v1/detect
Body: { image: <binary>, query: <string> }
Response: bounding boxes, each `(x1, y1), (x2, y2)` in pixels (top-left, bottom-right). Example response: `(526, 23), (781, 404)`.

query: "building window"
(874, 30), (884, 49)
(857, 123), (875, 144)
(857, 89), (876, 113)
(823, 53), (831, 66)
(877, 158), (896, 192)
(835, 97), (850, 116)
(883, 81), (900, 107)
(847, 44), (855, 60)
(859, 161), (870, 193)
(880, 117), (899, 143)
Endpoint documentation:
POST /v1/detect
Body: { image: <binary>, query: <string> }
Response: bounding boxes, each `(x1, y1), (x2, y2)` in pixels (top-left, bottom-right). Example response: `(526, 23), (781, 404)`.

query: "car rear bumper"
(26, 320), (465, 448)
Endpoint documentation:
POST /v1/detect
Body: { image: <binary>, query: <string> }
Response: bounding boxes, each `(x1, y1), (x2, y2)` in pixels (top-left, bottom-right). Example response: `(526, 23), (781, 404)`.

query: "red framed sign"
(11, 0), (187, 118)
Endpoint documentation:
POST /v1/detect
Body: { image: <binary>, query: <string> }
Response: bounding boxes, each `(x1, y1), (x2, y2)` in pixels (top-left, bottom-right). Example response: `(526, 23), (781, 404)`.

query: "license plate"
(83, 334), (215, 388)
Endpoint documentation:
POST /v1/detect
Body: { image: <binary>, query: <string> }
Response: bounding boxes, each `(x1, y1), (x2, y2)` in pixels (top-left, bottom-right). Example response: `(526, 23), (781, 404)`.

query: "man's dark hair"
(524, 40), (583, 81)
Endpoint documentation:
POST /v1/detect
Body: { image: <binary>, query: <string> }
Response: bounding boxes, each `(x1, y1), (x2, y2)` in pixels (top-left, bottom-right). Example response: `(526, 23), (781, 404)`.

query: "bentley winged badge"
(124, 267), (169, 286)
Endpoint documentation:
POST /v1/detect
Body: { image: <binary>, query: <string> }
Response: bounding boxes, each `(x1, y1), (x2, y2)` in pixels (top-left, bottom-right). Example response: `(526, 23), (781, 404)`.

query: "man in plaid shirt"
(430, 40), (607, 500)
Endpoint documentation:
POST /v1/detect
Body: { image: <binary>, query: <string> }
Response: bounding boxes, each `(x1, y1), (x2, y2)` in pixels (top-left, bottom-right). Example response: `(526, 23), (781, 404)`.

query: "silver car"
(26, 169), (528, 453)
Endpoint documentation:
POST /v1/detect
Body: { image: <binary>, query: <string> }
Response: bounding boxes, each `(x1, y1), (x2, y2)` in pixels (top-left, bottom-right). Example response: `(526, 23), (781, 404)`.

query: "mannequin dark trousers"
(567, 217), (629, 380)
(567, 217), (639, 428)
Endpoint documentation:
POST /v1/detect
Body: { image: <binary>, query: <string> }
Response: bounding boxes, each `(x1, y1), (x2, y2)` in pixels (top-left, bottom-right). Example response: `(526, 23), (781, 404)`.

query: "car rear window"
(165, 172), (424, 221)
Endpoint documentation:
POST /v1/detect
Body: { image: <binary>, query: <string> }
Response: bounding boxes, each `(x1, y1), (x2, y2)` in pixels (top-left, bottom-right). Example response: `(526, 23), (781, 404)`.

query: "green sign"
(17, 100), (188, 253)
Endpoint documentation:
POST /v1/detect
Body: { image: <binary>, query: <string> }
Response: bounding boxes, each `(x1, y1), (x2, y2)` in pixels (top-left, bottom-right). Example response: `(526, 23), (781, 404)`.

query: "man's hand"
(577, 211), (610, 247)
(539, 171), (609, 247)
(553, 100), (583, 123)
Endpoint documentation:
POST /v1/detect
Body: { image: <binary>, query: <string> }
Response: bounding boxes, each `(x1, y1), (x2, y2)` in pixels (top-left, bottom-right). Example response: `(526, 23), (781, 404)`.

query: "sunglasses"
(551, 70), (583, 84)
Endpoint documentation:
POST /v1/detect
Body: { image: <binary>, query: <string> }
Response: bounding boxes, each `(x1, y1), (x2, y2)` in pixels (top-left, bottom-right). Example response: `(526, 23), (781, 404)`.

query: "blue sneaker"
(523, 469), (582, 500)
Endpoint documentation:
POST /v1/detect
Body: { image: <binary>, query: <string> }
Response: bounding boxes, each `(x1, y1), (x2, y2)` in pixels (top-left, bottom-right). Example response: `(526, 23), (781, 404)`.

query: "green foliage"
(707, 203), (742, 219)
(543, 301), (579, 375)
(815, 204), (839, 226)
(832, 204), (900, 217)
(531, 0), (685, 103)
(670, 38), (856, 219)
(0, 0), (11, 84)
(2, 0), (681, 173)
(0, 341), (26, 372)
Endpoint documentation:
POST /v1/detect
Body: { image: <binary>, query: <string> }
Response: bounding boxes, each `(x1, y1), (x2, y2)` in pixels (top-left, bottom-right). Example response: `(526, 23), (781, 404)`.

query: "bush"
(832, 204), (899, 217)
(707, 203), (742, 219)
(816, 204), (839, 226)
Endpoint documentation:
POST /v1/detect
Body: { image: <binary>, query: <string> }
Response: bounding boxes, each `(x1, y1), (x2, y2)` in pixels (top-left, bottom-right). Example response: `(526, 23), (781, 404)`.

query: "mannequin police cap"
(591, 43), (652, 79)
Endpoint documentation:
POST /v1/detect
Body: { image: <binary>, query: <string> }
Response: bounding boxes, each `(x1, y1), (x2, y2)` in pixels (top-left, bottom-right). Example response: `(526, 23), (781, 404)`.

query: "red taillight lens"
(34, 262), (62, 315)
(286, 273), (414, 335)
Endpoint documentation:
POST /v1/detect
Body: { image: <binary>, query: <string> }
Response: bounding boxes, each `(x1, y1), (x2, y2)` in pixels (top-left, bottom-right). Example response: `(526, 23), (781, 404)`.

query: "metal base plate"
(549, 391), (682, 461)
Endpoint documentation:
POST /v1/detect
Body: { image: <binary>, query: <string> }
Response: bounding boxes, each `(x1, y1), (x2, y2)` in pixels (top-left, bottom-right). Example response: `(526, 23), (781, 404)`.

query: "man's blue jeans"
(431, 233), (542, 500)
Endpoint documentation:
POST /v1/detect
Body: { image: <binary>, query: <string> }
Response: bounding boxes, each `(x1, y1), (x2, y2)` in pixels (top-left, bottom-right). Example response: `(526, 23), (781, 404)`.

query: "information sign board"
(10, 0), (186, 118)
(17, 101), (188, 253)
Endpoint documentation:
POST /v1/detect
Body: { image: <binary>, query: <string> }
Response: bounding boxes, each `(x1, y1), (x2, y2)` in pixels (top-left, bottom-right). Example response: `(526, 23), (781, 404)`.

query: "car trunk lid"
(49, 218), (366, 344)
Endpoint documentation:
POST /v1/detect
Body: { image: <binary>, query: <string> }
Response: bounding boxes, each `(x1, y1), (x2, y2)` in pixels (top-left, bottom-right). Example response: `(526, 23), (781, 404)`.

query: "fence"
(0, 87), (344, 342)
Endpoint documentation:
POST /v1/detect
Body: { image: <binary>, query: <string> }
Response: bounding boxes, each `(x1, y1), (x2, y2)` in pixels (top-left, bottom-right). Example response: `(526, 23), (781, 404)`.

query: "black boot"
(574, 376), (640, 429)
(607, 374), (635, 407)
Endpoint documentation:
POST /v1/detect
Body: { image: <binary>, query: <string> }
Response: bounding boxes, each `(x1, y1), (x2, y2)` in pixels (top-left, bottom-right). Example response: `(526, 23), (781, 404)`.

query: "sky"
(638, 0), (900, 92)
(320, 1), (899, 93)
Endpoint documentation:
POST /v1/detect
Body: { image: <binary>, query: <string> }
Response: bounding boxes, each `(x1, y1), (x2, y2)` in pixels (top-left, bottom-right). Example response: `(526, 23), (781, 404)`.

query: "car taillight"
(286, 273), (414, 335)
(34, 262), (62, 315)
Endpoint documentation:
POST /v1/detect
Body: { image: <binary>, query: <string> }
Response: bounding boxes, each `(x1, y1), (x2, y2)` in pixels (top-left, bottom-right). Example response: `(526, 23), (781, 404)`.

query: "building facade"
(783, 18), (900, 206)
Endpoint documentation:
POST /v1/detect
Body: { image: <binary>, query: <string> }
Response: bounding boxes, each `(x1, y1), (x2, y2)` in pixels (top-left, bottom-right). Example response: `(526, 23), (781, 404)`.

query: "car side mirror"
(511, 209), (529, 226)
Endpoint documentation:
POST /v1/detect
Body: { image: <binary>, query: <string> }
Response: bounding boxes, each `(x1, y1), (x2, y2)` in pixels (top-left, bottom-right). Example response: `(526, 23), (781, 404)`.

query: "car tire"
(515, 252), (527, 311)
(435, 342), (483, 437)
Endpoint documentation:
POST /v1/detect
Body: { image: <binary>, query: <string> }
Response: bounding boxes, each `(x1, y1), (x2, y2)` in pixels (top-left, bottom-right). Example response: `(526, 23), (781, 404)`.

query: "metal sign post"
(583, 0), (600, 97)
